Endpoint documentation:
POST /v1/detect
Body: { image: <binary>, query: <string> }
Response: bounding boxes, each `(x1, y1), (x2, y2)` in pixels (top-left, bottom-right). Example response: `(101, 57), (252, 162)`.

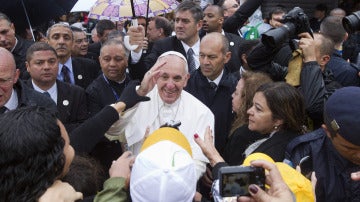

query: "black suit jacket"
(71, 57), (101, 89)
(88, 42), (101, 59)
(25, 79), (89, 132)
(86, 73), (131, 116)
(128, 36), (187, 80)
(15, 80), (57, 111)
(185, 68), (237, 153)
(223, 0), (264, 35)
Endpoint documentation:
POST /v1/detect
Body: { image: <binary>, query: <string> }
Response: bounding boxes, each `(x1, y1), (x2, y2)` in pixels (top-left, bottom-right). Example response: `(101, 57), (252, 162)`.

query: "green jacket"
(94, 177), (128, 202)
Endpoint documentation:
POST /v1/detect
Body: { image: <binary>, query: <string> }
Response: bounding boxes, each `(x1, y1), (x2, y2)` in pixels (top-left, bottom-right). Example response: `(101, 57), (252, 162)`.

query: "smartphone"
(219, 166), (265, 197)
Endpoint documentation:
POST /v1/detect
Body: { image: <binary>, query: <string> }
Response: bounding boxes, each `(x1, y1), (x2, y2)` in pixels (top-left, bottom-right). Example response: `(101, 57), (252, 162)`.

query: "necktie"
(187, 48), (196, 73)
(0, 106), (7, 114)
(61, 65), (71, 83)
(43, 91), (51, 98)
(209, 81), (217, 90)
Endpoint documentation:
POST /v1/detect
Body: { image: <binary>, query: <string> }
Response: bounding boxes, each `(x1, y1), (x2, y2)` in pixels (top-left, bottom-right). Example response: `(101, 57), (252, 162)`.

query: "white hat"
(130, 127), (197, 202)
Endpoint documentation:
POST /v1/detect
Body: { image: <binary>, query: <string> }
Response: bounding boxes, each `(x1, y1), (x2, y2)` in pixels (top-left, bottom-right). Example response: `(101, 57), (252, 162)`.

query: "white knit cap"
(130, 127), (197, 202)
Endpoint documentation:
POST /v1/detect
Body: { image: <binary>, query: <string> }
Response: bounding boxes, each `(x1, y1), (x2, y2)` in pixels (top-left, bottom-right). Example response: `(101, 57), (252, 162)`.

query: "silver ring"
(147, 71), (152, 75)
(112, 160), (116, 164)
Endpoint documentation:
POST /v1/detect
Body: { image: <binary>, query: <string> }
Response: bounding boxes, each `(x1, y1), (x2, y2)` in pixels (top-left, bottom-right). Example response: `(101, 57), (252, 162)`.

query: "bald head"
(0, 47), (16, 72)
(0, 47), (20, 107)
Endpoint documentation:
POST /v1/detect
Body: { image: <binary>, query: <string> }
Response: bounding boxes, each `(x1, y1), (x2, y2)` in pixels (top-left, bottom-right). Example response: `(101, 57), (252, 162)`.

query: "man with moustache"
(46, 23), (100, 89)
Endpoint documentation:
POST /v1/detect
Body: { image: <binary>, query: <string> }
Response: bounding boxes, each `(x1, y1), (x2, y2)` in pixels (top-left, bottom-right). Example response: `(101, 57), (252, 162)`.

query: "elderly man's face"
(156, 55), (189, 104)
(99, 43), (128, 82)
(47, 26), (73, 60)
(0, 48), (19, 107)
(0, 19), (16, 51)
(72, 31), (89, 57)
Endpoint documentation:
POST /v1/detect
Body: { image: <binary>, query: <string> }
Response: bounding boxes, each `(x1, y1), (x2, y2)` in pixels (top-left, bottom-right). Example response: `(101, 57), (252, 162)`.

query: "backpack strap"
(284, 129), (325, 167)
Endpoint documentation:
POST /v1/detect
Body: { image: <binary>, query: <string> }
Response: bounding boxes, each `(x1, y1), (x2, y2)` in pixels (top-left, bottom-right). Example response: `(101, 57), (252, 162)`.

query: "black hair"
(26, 42), (58, 62)
(0, 106), (65, 201)
(95, 19), (116, 37)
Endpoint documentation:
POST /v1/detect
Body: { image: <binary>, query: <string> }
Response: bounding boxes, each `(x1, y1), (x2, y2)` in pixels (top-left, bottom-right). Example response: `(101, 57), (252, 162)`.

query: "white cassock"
(107, 86), (215, 178)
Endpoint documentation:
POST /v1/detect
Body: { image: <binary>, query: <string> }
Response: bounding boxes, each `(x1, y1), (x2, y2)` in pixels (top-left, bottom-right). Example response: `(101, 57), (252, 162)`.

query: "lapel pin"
(63, 100), (69, 106)
(230, 42), (234, 46)
(78, 75), (83, 80)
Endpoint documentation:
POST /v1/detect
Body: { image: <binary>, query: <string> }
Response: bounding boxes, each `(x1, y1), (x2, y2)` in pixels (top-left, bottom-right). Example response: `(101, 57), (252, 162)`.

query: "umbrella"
(71, 0), (97, 12)
(0, 0), (77, 38)
(88, 0), (179, 21)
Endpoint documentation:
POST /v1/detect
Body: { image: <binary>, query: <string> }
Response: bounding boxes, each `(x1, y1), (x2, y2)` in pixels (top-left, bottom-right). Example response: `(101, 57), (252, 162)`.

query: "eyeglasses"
(0, 78), (13, 87)
(223, 4), (239, 10)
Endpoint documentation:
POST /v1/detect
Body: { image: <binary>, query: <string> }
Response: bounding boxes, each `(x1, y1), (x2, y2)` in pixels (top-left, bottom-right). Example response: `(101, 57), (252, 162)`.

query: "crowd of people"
(1, 0), (360, 201)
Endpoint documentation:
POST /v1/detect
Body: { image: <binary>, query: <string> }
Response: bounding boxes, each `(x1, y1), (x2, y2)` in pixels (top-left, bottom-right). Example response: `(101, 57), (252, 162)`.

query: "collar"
(4, 88), (18, 110)
(207, 70), (224, 86)
(181, 39), (200, 57)
(32, 80), (57, 103)
(32, 80), (57, 94)
(10, 37), (18, 53)
(58, 57), (73, 74)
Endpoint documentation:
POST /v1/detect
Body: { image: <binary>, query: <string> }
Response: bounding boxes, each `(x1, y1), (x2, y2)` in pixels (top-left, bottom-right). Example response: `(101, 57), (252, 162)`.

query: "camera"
(343, 11), (360, 34)
(219, 166), (265, 197)
(261, 7), (313, 49)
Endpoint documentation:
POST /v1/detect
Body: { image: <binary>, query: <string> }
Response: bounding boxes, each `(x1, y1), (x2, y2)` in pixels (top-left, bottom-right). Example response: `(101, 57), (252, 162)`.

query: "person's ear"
(274, 119), (284, 128)
(320, 54), (331, 66)
(344, 32), (349, 42)
(183, 73), (190, 87)
(13, 69), (20, 84)
(224, 51), (231, 64)
(196, 20), (203, 31)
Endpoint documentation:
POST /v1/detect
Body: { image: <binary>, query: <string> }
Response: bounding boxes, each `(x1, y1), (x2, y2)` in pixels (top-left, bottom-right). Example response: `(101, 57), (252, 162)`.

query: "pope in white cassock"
(107, 51), (215, 178)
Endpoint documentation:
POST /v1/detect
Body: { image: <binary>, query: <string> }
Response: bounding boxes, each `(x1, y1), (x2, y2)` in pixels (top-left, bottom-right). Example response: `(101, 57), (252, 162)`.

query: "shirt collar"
(10, 37), (18, 53)
(207, 70), (224, 86)
(4, 89), (18, 110)
(181, 39), (200, 57)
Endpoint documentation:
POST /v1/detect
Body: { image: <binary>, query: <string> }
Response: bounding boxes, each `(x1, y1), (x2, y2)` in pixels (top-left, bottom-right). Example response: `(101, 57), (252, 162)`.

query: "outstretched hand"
(38, 180), (83, 202)
(118, 80), (150, 110)
(194, 126), (224, 167)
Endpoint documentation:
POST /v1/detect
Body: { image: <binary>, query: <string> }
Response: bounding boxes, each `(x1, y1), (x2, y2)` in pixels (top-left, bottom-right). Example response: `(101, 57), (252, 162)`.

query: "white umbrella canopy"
(71, 0), (98, 12)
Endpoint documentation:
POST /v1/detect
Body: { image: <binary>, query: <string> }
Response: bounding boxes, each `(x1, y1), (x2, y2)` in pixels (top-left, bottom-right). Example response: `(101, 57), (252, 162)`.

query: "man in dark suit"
(86, 39), (131, 116)
(0, 47), (56, 114)
(185, 33), (237, 201)
(0, 12), (33, 80)
(185, 32), (237, 153)
(46, 23), (100, 89)
(201, 4), (244, 74)
(126, 1), (203, 80)
(86, 39), (131, 172)
(25, 42), (88, 132)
